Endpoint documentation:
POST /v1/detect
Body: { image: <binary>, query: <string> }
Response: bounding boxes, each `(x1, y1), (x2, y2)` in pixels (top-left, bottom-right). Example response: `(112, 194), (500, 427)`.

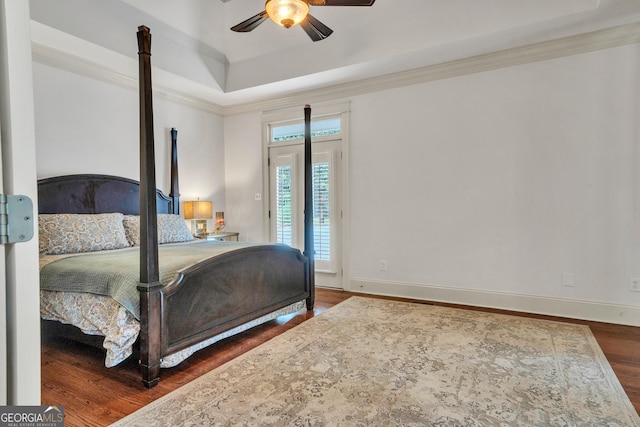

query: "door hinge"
(0, 194), (34, 244)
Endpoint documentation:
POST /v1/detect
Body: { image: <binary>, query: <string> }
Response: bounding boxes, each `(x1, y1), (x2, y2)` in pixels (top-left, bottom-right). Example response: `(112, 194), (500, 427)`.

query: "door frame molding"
(261, 102), (351, 289)
(0, 0), (41, 405)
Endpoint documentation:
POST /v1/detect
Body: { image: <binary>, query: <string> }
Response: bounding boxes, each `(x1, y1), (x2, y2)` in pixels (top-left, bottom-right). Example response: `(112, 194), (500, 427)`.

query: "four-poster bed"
(38, 26), (315, 388)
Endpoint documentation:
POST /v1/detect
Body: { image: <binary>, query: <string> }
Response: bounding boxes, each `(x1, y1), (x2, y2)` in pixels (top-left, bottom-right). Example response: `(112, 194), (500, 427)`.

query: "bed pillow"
(39, 213), (129, 255)
(123, 214), (194, 246)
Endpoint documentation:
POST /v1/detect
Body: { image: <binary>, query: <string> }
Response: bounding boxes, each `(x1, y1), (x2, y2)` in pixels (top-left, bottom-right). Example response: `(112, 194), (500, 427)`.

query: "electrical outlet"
(254, 193), (262, 201)
(629, 277), (640, 292)
(379, 260), (387, 271)
(562, 273), (574, 287)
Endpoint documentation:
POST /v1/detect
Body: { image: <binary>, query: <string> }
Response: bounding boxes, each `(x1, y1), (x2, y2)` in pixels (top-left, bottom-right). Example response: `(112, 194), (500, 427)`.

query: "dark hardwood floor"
(41, 288), (640, 426)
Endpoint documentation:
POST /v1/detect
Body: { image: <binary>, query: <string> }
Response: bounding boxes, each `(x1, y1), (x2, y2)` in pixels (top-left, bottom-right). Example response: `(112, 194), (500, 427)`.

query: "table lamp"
(184, 200), (213, 237)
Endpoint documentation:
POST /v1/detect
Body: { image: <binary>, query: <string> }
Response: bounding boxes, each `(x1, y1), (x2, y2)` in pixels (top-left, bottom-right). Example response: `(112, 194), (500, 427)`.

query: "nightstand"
(204, 232), (239, 242)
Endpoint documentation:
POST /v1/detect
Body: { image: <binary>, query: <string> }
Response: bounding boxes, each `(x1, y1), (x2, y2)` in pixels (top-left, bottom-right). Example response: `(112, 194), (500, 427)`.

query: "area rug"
(112, 296), (640, 426)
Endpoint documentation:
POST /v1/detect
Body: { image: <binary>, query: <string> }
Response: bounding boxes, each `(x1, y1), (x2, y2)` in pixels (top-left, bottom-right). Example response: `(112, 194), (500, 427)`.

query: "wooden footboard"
(138, 244), (310, 387)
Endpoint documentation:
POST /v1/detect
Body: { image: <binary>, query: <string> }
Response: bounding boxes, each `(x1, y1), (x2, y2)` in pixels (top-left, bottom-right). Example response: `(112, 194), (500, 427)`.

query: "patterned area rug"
(112, 296), (640, 426)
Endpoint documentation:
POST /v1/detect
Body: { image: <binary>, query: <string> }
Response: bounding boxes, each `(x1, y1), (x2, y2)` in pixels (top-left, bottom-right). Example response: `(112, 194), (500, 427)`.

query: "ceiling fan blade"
(308, 0), (375, 5)
(230, 11), (269, 32)
(300, 14), (333, 42)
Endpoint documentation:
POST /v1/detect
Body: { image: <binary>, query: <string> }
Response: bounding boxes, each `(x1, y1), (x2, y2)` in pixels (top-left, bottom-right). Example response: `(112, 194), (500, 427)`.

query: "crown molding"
(31, 42), (225, 116)
(223, 22), (640, 116)
(32, 22), (640, 118)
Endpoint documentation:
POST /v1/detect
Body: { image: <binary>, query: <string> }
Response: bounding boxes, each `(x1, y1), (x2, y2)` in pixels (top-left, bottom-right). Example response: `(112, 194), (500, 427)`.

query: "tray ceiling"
(29, 0), (640, 109)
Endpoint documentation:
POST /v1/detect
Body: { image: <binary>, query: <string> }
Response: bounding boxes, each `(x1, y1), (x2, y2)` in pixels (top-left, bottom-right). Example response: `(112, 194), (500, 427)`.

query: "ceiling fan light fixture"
(265, 0), (309, 28)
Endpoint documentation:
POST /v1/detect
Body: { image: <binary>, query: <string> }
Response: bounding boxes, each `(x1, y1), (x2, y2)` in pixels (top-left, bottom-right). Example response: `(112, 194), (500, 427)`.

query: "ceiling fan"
(231, 0), (376, 42)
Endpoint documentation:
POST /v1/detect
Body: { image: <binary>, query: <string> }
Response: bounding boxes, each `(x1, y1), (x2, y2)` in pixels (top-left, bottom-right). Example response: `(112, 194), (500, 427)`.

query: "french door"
(269, 139), (343, 288)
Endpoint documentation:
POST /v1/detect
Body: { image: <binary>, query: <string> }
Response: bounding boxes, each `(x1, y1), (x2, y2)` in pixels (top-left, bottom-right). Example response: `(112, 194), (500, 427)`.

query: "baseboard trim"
(350, 278), (640, 327)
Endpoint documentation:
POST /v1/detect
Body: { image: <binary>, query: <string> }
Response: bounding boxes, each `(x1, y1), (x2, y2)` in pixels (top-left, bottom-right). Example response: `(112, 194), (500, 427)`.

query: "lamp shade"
(265, 0), (309, 28)
(184, 201), (213, 220)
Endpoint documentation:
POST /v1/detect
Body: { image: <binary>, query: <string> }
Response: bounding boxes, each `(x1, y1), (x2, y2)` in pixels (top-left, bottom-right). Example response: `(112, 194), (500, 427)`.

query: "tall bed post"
(169, 127), (180, 215)
(136, 25), (162, 388)
(304, 104), (315, 310)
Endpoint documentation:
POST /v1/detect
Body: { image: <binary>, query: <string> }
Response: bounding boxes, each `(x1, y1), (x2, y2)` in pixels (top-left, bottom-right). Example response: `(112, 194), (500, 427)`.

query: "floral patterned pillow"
(39, 213), (129, 255)
(123, 214), (193, 246)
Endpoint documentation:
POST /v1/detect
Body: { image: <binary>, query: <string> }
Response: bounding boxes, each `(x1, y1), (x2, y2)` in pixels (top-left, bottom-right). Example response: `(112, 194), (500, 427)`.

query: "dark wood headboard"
(37, 174), (176, 215)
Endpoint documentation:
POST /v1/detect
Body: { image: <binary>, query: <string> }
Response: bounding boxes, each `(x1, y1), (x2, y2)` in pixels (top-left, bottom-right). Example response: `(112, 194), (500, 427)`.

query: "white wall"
(223, 111), (265, 242)
(350, 43), (639, 304)
(31, 31), (640, 325)
(33, 61), (226, 221)
(225, 43), (640, 324)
